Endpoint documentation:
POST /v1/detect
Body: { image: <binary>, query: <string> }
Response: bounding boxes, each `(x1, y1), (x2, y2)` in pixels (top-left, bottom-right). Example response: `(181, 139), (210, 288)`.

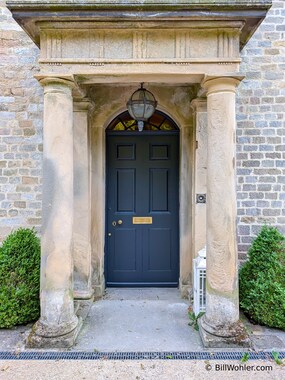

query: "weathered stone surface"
(26, 299), (92, 348)
(200, 76), (245, 345)
(73, 99), (93, 300)
(191, 99), (207, 259)
(29, 78), (79, 346)
(0, 1), (43, 240)
(236, 0), (285, 255)
(27, 320), (82, 349)
(7, 0), (272, 57)
(199, 319), (251, 348)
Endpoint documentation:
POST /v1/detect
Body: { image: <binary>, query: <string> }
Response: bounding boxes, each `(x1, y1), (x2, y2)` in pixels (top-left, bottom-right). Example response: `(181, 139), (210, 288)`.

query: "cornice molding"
(7, 0), (272, 49)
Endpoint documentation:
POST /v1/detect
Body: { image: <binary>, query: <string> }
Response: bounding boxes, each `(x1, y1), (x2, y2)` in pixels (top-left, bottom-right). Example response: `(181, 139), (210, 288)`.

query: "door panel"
(117, 169), (136, 212)
(148, 228), (171, 271)
(106, 132), (179, 286)
(114, 229), (137, 271)
(150, 144), (169, 160)
(117, 144), (136, 160)
(150, 168), (169, 212)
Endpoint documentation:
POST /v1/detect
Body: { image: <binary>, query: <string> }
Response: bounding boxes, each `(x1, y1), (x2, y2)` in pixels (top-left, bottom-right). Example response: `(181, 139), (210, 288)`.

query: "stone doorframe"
(8, 0), (271, 348)
(89, 85), (197, 300)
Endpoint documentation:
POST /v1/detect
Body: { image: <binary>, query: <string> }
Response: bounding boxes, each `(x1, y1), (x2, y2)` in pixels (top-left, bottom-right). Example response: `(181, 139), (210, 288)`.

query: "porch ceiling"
(7, 0), (272, 48)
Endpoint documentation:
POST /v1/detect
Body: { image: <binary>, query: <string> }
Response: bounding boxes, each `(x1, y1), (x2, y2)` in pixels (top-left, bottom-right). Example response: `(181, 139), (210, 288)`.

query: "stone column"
(191, 99), (207, 257)
(73, 99), (93, 299)
(90, 124), (106, 298)
(199, 76), (249, 347)
(28, 78), (80, 348)
(179, 123), (194, 298)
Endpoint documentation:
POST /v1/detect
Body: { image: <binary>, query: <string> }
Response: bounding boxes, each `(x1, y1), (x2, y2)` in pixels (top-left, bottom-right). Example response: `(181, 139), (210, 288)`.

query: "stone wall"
(0, 0), (43, 240)
(236, 0), (285, 258)
(0, 0), (284, 259)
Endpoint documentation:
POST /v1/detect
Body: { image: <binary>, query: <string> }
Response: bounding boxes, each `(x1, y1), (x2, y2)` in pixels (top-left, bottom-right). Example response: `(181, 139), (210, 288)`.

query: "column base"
(93, 280), (105, 299)
(26, 299), (93, 349)
(74, 288), (94, 300)
(26, 318), (83, 349)
(179, 283), (192, 300)
(199, 318), (251, 348)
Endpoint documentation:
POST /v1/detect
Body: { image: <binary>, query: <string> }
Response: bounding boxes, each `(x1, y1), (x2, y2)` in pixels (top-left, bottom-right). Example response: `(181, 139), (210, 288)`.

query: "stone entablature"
(36, 21), (243, 81)
(7, 0), (271, 83)
(39, 23), (241, 61)
(8, 2), (271, 54)
(6, 0), (272, 48)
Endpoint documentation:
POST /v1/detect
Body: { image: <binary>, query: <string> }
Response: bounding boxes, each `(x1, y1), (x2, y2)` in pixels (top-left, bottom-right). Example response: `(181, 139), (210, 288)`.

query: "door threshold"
(106, 282), (179, 287)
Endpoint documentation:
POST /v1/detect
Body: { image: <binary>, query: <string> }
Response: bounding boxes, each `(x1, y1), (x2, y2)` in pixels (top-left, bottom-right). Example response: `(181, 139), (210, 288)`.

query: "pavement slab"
(74, 288), (202, 352)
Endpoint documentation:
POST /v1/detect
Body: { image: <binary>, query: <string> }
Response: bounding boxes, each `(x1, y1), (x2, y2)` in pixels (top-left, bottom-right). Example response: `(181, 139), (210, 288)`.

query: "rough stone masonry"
(0, 0), (284, 263)
(236, 0), (285, 259)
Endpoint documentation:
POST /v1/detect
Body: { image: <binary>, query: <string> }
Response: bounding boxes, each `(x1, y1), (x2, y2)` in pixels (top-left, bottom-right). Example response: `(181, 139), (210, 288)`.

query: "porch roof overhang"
(7, 0), (272, 49)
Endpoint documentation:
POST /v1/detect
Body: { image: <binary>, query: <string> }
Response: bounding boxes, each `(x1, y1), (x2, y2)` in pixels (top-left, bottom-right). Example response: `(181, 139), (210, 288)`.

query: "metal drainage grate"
(0, 351), (284, 361)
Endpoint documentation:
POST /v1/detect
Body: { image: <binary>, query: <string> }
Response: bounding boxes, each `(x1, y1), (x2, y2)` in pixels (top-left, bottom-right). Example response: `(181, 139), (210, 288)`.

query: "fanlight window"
(107, 111), (179, 131)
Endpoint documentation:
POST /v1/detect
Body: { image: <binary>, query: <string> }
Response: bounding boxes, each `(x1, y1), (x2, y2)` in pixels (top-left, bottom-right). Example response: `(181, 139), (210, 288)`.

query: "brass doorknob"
(118, 220), (123, 225)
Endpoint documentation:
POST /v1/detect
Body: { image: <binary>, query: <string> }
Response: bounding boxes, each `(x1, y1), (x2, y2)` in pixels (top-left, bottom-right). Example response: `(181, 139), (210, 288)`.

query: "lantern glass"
(127, 84), (157, 124)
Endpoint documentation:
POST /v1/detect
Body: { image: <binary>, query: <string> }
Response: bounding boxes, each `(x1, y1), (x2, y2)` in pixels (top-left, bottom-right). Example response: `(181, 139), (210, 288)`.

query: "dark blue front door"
(106, 132), (179, 286)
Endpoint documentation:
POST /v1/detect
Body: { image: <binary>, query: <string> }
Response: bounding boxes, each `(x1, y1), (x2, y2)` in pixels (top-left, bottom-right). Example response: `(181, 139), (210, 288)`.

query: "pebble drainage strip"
(0, 352), (284, 360)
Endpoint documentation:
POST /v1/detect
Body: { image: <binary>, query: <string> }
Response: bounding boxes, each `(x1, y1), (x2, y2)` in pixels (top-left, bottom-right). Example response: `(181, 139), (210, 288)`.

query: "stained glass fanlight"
(107, 110), (179, 132)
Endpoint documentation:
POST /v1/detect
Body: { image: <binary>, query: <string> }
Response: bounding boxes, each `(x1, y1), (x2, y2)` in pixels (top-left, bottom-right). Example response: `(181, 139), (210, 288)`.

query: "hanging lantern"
(193, 246), (206, 315)
(127, 83), (157, 131)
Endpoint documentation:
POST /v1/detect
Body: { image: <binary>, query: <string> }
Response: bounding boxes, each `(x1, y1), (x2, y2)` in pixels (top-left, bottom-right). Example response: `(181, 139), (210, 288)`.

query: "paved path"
(74, 288), (203, 352)
(0, 288), (285, 353)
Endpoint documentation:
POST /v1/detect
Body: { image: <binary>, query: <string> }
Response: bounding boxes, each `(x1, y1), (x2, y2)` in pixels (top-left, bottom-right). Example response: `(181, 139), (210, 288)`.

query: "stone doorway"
(89, 85), (196, 299)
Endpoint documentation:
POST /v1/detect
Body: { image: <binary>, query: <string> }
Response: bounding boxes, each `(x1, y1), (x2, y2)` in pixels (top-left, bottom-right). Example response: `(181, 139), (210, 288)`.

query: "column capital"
(39, 77), (75, 95)
(73, 98), (92, 112)
(190, 98), (207, 113)
(202, 75), (244, 95)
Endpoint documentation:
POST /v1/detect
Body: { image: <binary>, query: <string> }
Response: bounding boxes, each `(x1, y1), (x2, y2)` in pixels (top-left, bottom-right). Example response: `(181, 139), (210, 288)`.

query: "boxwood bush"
(239, 225), (285, 330)
(0, 228), (40, 328)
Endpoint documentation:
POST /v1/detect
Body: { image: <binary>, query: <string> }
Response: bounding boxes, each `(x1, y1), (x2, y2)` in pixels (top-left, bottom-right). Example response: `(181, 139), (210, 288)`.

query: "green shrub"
(239, 225), (285, 330)
(0, 228), (40, 328)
